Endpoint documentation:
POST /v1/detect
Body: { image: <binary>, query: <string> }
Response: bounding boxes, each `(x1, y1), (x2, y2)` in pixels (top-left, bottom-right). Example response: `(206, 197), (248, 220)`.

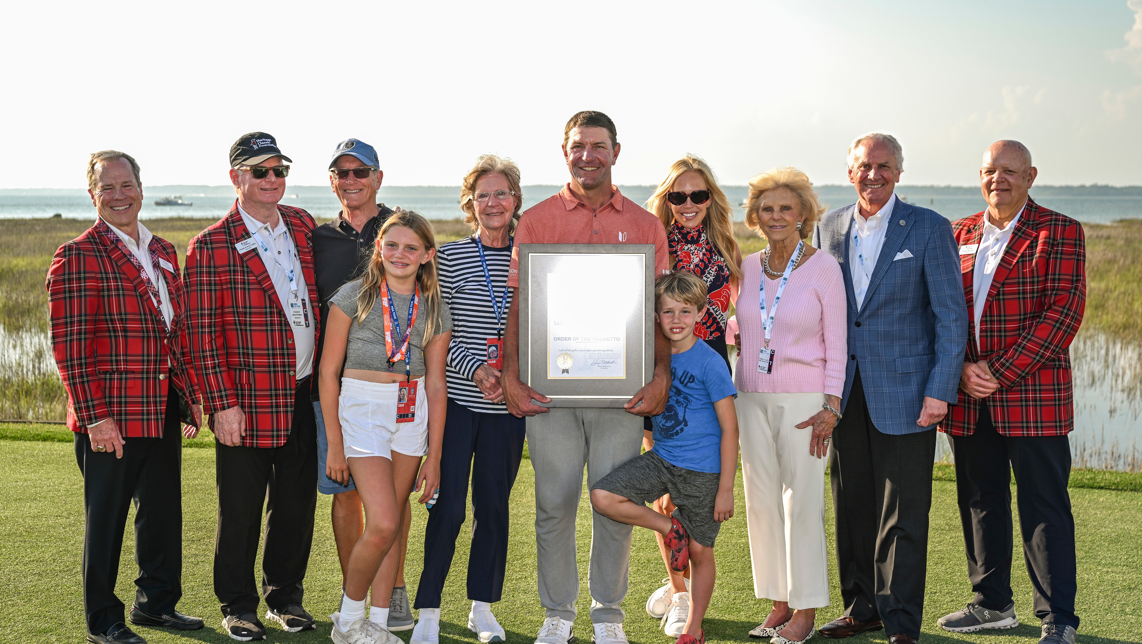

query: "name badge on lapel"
(158, 258), (174, 273)
(235, 237), (258, 254)
(959, 244), (979, 255)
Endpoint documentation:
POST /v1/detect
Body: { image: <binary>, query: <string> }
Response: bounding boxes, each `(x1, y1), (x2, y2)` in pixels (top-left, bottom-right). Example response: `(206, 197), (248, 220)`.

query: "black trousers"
(829, 368), (936, 639)
(414, 398), (526, 608)
(213, 380), (317, 616)
(949, 401), (1079, 629)
(75, 386), (184, 636)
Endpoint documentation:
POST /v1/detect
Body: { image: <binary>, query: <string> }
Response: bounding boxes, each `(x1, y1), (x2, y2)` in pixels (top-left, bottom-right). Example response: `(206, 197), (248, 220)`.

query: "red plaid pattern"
(941, 199), (1086, 437)
(184, 202), (318, 448)
(46, 223), (200, 437)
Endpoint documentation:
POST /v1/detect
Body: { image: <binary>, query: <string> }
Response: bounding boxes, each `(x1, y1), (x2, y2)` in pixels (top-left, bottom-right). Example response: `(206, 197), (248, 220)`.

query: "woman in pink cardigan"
(735, 168), (846, 644)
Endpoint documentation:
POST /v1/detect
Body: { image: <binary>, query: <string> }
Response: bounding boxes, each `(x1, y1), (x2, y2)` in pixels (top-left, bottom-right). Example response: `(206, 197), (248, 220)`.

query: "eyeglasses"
(666, 190), (711, 206)
(332, 167), (374, 180)
(239, 165), (290, 179)
(474, 190), (516, 203)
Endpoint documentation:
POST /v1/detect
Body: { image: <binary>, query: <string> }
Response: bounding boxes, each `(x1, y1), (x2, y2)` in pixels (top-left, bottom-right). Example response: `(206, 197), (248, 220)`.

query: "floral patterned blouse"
(668, 222), (732, 340)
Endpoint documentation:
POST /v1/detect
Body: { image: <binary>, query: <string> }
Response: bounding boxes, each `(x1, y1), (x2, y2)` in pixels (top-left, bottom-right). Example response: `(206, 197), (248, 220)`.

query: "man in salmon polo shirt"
(501, 110), (672, 644)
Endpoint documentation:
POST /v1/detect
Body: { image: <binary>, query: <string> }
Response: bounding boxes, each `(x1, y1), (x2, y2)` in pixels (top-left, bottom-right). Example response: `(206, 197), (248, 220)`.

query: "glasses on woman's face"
(332, 167), (373, 180)
(666, 190), (711, 206)
(475, 190), (516, 203)
(240, 165), (290, 180)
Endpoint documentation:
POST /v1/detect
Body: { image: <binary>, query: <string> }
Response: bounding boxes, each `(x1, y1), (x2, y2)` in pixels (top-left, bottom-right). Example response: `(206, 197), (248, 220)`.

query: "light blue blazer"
(813, 199), (968, 435)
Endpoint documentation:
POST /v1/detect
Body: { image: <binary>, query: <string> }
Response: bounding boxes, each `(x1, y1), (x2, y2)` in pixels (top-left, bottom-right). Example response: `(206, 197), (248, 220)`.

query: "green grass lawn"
(1, 437), (1139, 644)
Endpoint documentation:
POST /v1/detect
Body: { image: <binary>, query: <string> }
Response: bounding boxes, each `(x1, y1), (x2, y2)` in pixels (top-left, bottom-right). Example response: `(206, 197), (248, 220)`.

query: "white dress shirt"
(239, 206), (315, 380)
(972, 203), (1024, 351)
(849, 193), (897, 310)
(108, 221), (173, 329)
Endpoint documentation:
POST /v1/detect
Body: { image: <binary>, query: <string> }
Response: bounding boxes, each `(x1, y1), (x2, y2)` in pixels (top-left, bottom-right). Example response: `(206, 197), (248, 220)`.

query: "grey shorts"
(592, 450), (722, 547)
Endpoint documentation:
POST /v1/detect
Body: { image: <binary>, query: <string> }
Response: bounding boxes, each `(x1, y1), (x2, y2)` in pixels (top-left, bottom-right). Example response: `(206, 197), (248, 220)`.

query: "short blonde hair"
(458, 154), (523, 233)
(744, 167), (826, 241)
(655, 271), (708, 312)
(87, 150), (141, 193)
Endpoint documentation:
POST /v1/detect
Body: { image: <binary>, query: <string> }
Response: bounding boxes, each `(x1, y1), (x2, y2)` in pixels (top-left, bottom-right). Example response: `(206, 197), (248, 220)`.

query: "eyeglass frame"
(473, 189), (517, 203)
(237, 165), (290, 180)
(331, 167), (376, 180)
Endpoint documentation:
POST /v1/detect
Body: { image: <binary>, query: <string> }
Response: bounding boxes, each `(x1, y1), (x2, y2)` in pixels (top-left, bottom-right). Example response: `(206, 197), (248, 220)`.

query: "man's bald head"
(984, 140), (1032, 170)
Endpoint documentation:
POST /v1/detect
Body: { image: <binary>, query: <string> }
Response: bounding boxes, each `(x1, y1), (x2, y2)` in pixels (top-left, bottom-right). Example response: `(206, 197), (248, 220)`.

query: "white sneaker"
(645, 577), (690, 619)
(661, 592), (690, 637)
(330, 612), (384, 644)
(411, 615), (439, 644)
(469, 605), (506, 643)
(534, 616), (575, 644)
(591, 622), (628, 644)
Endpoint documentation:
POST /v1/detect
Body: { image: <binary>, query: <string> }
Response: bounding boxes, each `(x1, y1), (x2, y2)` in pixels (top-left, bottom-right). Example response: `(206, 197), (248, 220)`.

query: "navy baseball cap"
(328, 138), (379, 170)
(230, 132), (292, 168)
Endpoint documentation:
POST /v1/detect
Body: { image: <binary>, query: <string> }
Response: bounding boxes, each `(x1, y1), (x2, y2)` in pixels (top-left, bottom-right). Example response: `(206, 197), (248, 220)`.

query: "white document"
(546, 255), (639, 379)
(894, 250), (914, 260)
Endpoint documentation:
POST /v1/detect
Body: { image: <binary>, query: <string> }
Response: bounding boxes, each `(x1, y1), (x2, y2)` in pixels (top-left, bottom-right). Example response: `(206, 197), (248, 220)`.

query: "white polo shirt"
(239, 206), (315, 380)
(972, 203), (1024, 351)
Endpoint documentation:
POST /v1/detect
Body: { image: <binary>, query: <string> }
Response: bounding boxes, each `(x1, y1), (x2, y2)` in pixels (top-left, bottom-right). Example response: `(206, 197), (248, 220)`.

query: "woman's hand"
(795, 395), (840, 459)
(415, 456), (441, 504)
(326, 444), (351, 487)
(473, 364), (504, 403)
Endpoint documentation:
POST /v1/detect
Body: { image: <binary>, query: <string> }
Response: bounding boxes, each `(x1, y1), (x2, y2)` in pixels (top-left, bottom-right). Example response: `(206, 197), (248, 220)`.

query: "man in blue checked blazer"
(812, 133), (967, 644)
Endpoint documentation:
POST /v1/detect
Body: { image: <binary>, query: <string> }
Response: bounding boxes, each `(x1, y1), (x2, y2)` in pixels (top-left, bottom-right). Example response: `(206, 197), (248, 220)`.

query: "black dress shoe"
(87, 622), (147, 644)
(129, 604), (205, 631)
(889, 634), (918, 644)
(818, 616), (884, 639)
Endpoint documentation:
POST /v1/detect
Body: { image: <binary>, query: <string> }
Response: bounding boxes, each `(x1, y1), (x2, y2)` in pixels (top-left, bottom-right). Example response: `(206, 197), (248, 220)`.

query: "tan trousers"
(736, 391), (830, 609)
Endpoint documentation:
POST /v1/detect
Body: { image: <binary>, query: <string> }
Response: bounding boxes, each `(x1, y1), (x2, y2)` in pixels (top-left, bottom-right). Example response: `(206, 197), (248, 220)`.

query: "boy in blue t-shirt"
(591, 272), (739, 644)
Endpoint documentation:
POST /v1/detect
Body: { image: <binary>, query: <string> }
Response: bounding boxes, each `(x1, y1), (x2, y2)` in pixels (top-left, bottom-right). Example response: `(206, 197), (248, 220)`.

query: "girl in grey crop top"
(330, 279), (453, 375)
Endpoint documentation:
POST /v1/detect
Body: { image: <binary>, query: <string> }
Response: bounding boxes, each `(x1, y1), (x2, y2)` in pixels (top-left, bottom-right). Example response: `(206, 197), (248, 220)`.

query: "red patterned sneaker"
(675, 630), (705, 644)
(663, 517), (690, 572)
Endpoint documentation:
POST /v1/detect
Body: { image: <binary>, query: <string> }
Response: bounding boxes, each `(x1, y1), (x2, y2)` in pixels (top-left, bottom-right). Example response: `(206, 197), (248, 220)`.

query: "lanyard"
(472, 234), (512, 337)
(380, 279), (419, 378)
(759, 241), (804, 349)
(253, 225), (298, 297)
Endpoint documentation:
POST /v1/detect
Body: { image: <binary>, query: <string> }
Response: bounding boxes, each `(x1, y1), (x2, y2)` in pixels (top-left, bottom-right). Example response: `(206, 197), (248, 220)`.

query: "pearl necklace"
(763, 243), (804, 279)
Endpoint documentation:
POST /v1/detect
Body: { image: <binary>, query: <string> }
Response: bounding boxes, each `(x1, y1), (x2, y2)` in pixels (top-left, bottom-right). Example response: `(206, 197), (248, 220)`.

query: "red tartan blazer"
(46, 221), (201, 437)
(184, 202), (318, 448)
(940, 199), (1086, 437)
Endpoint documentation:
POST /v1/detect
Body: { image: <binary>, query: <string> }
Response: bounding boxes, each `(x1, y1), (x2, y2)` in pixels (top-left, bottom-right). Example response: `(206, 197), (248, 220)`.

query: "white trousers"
(736, 391), (830, 609)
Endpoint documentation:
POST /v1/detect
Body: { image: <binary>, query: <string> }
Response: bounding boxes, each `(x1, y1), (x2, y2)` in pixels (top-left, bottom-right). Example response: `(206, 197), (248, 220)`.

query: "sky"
(2, 0), (1141, 189)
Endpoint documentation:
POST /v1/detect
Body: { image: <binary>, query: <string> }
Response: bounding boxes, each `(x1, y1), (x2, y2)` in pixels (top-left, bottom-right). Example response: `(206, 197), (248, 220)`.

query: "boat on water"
(154, 196), (193, 206)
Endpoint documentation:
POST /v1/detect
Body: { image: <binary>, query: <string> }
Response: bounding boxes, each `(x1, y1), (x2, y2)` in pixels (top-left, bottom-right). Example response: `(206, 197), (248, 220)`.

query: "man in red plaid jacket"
(184, 133), (321, 641)
(48, 151), (205, 644)
(937, 141), (1085, 644)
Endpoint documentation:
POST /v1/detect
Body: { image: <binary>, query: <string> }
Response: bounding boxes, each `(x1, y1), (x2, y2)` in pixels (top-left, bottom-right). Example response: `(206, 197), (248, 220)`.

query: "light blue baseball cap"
(328, 138), (379, 170)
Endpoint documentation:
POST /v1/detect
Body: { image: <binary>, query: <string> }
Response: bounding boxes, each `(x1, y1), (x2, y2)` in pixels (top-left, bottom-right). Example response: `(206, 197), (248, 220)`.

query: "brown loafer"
(888, 634), (917, 644)
(817, 616), (883, 639)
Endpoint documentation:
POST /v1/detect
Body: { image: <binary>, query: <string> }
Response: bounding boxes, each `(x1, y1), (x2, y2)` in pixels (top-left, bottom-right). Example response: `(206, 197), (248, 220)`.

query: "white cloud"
(1106, 0), (1142, 74)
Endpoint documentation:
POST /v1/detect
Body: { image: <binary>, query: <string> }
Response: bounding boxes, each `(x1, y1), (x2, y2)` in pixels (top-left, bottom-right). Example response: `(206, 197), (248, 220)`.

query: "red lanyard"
(380, 279), (419, 374)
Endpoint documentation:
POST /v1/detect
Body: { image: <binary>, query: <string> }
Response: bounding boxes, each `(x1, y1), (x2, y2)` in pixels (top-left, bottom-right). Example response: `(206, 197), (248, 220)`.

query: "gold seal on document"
(557, 353), (573, 374)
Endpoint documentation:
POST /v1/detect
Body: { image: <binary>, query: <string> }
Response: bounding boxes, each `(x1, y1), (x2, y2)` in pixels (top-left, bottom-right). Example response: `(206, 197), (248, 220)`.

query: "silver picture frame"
(518, 244), (655, 408)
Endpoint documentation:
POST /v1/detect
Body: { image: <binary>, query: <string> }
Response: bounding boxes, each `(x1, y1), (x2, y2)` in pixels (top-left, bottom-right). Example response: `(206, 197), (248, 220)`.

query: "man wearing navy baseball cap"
(310, 139), (408, 634)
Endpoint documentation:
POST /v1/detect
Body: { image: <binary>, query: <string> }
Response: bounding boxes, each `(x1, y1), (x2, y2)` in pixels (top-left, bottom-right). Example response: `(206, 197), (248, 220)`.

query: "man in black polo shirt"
(311, 138), (413, 631)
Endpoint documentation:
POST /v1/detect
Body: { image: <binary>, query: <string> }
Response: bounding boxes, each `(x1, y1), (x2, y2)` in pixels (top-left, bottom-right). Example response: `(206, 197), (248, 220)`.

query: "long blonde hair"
(356, 210), (443, 343)
(646, 155), (742, 282)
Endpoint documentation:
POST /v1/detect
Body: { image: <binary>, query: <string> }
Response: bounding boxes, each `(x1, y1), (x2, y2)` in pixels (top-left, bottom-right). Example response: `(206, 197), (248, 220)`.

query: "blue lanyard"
(386, 284), (418, 378)
(472, 234), (513, 337)
(759, 241), (804, 349)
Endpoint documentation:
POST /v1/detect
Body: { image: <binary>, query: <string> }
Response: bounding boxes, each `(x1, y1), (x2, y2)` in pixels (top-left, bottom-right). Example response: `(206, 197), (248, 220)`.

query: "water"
(3, 185), (1140, 225)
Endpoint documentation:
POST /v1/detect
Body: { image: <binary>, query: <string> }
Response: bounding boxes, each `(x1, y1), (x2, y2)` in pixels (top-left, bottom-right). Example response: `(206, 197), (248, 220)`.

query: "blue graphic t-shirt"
(651, 340), (738, 473)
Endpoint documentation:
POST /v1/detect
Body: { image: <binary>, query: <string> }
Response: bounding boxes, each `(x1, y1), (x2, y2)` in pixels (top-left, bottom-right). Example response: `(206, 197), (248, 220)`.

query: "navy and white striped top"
(437, 236), (514, 414)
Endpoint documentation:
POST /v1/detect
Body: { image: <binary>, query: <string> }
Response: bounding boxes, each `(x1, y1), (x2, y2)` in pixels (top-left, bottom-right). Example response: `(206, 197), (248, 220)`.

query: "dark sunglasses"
(332, 167), (374, 180)
(240, 165), (290, 179)
(666, 190), (711, 206)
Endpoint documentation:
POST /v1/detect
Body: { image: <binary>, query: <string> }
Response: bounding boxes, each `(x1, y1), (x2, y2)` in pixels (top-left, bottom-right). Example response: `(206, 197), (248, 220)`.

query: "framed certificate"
(518, 244), (655, 407)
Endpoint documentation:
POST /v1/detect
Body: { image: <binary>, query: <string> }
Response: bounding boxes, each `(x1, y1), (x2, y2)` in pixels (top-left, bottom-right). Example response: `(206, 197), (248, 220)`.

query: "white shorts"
(338, 377), (429, 460)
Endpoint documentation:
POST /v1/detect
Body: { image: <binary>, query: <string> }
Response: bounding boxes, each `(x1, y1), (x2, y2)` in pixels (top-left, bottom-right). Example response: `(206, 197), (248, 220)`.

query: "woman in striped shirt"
(410, 155), (526, 644)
